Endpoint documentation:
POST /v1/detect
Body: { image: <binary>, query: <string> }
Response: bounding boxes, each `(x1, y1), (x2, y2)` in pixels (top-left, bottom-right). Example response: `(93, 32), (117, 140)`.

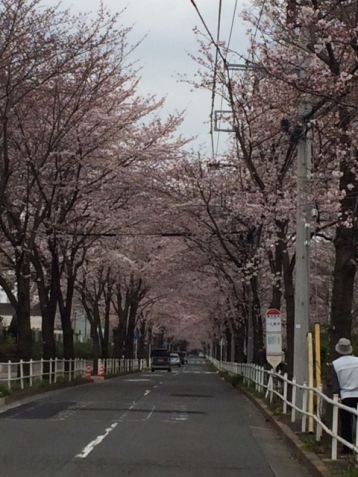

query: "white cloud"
(42, 0), (250, 154)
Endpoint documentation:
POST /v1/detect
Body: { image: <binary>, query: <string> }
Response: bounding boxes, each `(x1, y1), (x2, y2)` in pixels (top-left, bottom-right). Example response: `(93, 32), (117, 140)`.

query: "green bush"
(74, 342), (93, 359)
(32, 342), (43, 360)
(55, 376), (69, 384)
(228, 374), (243, 387)
(0, 336), (17, 361)
(0, 385), (11, 396)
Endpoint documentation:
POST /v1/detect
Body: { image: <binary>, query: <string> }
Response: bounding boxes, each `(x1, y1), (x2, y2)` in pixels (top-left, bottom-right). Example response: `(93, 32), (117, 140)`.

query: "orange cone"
(85, 365), (92, 381)
(98, 362), (105, 380)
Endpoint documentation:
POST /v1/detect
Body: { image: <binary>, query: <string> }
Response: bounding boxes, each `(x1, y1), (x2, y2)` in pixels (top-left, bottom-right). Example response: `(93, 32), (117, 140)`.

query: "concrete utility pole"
(293, 67), (312, 390)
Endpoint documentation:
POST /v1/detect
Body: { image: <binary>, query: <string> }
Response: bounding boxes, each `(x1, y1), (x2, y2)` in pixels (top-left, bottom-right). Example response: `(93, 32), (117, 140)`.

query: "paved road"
(0, 358), (310, 477)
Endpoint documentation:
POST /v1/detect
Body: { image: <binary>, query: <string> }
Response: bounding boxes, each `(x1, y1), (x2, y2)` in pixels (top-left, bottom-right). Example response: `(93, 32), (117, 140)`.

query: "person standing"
(332, 338), (358, 455)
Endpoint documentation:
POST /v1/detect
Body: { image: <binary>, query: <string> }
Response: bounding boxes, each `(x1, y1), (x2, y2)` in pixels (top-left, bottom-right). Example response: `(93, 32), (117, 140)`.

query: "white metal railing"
(0, 358), (146, 392)
(0, 358), (87, 391)
(207, 356), (358, 461)
(100, 358), (145, 375)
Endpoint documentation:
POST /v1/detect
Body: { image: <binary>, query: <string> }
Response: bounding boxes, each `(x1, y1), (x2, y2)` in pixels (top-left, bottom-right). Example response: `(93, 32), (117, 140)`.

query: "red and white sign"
(265, 308), (283, 370)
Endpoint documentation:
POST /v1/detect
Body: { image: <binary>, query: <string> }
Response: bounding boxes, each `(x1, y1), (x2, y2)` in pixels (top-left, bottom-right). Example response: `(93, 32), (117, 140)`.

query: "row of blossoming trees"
(179, 0), (358, 374)
(149, 0), (358, 375)
(2, 0), (358, 376)
(0, 0), (204, 370)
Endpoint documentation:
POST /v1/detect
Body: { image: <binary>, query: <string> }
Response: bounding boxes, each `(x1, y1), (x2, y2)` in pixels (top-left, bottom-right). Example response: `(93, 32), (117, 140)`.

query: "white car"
(170, 352), (181, 367)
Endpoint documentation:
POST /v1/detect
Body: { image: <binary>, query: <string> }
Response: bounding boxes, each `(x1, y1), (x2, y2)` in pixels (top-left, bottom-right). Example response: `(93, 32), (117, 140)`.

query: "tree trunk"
(269, 224), (284, 310)
(61, 307), (74, 361)
(138, 319), (146, 359)
(282, 249), (295, 379)
(329, 105), (358, 359)
(329, 225), (356, 359)
(58, 276), (75, 364)
(36, 255), (59, 378)
(91, 322), (100, 375)
(15, 254), (32, 363)
(102, 298), (110, 360)
(251, 276), (263, 363)
(225, 326), (232, 362)
(80, 294), (99, 374)
(113, 306), (127, 359)
(41, 309), (56, 378)
(234, 311), (246, 362)
(125, 304), (137, 359)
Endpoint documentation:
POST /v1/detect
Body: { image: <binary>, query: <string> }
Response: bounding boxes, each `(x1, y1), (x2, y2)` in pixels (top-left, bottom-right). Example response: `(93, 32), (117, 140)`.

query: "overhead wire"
(189, 0), (227, 159)
(189, 0), (265, 161)
(215, 0), (239, 157)
(250, 0), (266, 63)
(210, 0), (223, 158)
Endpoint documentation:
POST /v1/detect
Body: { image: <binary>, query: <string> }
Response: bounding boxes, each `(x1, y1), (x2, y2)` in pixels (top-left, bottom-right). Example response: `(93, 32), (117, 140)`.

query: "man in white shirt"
(332, 338), (358, 455)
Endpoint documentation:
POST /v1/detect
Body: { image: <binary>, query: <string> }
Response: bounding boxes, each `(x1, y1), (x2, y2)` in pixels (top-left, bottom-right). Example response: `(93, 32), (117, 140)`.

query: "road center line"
(75, 422), (118, 459)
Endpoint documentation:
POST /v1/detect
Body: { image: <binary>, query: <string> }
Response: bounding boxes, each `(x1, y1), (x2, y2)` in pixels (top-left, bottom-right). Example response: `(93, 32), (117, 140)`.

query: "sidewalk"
(233, 379), (353, 477)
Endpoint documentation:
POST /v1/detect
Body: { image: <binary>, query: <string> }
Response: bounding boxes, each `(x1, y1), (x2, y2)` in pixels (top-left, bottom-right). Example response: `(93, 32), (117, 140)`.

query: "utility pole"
(293, 65), (312, 391)
(213, 10), (312, 379)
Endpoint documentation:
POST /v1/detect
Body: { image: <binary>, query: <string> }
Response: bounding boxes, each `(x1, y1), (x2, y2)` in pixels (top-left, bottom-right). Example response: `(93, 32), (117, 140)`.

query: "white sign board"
(265, 308), (283, 370)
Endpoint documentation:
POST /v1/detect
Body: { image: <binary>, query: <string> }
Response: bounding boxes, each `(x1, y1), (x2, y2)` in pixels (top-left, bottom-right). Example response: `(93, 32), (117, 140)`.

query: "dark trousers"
(340, 397), (358, 453)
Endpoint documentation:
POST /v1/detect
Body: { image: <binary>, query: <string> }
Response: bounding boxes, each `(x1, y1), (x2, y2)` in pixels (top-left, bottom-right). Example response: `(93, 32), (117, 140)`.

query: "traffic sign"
(133, 331), (140, 341)
(265, 308), (283, 370)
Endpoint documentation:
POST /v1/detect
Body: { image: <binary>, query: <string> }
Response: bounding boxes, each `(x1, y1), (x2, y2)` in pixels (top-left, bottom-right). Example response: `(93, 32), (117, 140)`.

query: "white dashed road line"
(75, 422), (118, 459)
(146, 405), (156, 420)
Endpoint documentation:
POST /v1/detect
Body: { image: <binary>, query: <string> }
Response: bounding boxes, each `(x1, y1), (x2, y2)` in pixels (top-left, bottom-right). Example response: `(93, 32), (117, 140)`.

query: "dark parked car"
(178, 351), (188, 365)
(151, 348), (171, 372)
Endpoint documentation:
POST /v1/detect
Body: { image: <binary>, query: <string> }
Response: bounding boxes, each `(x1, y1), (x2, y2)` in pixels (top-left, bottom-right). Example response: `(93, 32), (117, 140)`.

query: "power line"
(189, 1), (228, 65)
(210, 0), (223, 158)
(250, 0), (266, 63)
(227, 0), (238, 50)
(215, 0), (239, 156)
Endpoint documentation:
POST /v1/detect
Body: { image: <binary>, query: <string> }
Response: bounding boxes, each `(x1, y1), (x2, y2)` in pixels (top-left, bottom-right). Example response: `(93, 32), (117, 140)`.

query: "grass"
(330, 460), (358, 477)
(0, 385), (11, 396)
(341, 467), (358, 477)
(299, 435), (327, 455)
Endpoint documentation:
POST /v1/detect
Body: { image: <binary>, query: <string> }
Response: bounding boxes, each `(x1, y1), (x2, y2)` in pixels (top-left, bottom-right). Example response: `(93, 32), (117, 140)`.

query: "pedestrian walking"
(332, 338), (358, 455)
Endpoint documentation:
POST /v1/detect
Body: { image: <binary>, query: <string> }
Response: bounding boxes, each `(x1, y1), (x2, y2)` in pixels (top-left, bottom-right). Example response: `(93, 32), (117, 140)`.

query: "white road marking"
(147, 405), (156, 420)
(153, 385), (158, 388)
(144, 390), (151, 396)
(75, 422), (118, 459)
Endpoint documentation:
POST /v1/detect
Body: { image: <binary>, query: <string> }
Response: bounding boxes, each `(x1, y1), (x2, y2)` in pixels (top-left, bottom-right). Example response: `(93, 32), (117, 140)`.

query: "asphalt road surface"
(0, 358), (310, 477)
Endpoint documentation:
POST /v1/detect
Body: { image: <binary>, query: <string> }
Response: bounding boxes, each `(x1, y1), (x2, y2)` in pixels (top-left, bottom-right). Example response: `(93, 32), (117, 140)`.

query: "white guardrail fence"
(0, 358), (145, 391)
(207, 356), (358, 461)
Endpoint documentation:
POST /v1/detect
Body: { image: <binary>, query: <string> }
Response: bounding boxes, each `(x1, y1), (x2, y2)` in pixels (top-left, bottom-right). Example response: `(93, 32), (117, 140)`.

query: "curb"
(238, 385), (334, 477)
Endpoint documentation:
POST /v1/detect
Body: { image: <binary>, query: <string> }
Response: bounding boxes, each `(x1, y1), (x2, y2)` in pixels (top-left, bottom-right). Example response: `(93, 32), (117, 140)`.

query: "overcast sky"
(43, 0), (249, 155)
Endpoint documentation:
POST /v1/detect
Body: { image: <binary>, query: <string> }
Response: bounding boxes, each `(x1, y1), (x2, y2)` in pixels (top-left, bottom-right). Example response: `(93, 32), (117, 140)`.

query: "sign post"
(265, 308), (283, 371)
